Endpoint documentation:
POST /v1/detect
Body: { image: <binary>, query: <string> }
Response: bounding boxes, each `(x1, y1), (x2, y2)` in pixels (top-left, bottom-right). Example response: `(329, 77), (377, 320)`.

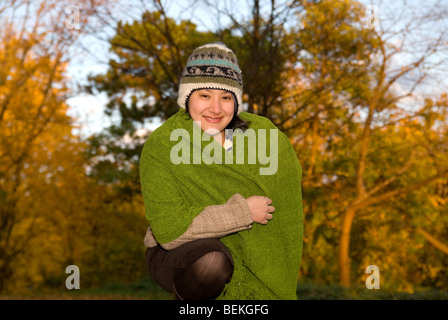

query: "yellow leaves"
(428, 195), (446, 208)
(427, 266), (440, 278)
(327, 221), (337, 229)
(413, 243), (424, 250)
(0, 5), (87, 293)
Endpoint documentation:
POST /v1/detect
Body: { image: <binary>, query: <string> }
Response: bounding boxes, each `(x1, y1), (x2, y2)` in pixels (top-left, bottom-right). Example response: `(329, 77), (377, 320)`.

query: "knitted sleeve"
(144, 193), (253, 250)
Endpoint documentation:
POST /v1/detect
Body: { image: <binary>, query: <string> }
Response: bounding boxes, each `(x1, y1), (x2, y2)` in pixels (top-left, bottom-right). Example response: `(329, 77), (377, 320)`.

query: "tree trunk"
(338, 206), (357, 287)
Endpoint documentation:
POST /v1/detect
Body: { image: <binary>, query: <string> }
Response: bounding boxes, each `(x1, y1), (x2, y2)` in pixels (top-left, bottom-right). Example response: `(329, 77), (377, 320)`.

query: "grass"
(0, 276), (173, 300)
(2, 278), (447, 300)
(296, 283), (448, 300)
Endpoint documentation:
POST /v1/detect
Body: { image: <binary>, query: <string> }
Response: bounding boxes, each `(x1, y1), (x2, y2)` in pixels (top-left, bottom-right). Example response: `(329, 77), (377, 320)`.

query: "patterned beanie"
(177, 42), (243, 115)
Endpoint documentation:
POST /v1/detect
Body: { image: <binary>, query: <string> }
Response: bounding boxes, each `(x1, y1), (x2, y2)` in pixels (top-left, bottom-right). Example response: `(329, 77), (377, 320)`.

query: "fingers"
(251, 196), (275, 225)
(265, 197), (274, 223)
(260, 214), (273, 225)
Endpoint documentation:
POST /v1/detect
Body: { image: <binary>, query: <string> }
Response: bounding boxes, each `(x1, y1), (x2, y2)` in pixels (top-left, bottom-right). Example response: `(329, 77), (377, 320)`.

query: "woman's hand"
(246, 196), (275, 225)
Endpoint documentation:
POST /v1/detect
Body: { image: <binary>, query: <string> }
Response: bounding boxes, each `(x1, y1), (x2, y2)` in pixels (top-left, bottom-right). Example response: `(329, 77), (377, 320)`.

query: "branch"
(366, 149), (415, 197)
(277, 63), (358, 130)
(355, 102), (375, 198)
(358, 172), (446, 209)
(416, 228), (448, 255)
(376, 112), (423, 130)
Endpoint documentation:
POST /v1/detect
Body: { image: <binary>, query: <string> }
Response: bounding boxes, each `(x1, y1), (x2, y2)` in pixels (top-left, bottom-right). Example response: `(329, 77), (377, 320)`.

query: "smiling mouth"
(203, 116), (223, 123)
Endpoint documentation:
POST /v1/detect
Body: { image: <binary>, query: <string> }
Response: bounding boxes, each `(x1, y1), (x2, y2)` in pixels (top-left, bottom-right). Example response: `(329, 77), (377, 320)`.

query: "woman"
(140, 42), (303, 300)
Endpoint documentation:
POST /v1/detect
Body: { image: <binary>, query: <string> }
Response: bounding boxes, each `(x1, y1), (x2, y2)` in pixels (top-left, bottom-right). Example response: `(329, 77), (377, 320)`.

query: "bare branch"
(356, 172), (447, 210)
(366, 149), (415, 197)
(416, 228), (448, 255)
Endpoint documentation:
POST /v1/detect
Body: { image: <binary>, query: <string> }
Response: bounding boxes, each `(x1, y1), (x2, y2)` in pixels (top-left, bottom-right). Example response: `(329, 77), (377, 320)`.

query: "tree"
(335, 1), (448, 287)
(0, 0), (104, 293)
(279, 0), (448, 287)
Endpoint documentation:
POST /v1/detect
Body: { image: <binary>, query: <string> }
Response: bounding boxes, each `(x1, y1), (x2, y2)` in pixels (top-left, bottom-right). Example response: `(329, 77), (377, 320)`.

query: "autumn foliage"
(1, 0), (447, 297)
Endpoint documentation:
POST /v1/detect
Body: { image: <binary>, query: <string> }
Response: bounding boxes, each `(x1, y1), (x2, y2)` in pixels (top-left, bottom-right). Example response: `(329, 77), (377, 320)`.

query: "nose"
(209, 96), (222, 114)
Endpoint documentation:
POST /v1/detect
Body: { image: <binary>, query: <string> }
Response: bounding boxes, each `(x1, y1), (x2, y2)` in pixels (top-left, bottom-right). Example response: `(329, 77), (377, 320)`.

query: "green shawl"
(140, 108), (303, 300)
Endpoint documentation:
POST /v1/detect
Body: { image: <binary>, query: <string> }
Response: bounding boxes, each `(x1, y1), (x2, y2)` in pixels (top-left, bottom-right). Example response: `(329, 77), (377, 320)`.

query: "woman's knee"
(174, 250), (233, 300)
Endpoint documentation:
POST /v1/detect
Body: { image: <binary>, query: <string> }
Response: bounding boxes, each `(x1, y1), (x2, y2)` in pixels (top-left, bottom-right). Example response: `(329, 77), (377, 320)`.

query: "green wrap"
(140, 108), (303, 300)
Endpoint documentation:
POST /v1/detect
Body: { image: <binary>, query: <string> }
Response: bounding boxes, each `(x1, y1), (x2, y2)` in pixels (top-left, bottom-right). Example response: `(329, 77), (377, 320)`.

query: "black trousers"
(145, 239), (234, 300)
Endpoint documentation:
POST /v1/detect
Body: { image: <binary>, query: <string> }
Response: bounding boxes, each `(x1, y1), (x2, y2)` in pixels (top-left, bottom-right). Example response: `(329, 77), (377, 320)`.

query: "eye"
(200, 94), (210, 99)
(222, 95), (233, 100)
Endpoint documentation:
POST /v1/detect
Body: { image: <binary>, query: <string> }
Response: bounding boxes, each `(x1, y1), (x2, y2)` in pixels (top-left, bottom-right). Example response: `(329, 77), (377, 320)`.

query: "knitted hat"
(177, 42), (243, 115)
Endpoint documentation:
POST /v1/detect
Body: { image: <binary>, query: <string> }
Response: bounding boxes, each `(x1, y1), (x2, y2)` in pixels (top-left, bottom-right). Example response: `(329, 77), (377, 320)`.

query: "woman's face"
(188, 89), (235, 137)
